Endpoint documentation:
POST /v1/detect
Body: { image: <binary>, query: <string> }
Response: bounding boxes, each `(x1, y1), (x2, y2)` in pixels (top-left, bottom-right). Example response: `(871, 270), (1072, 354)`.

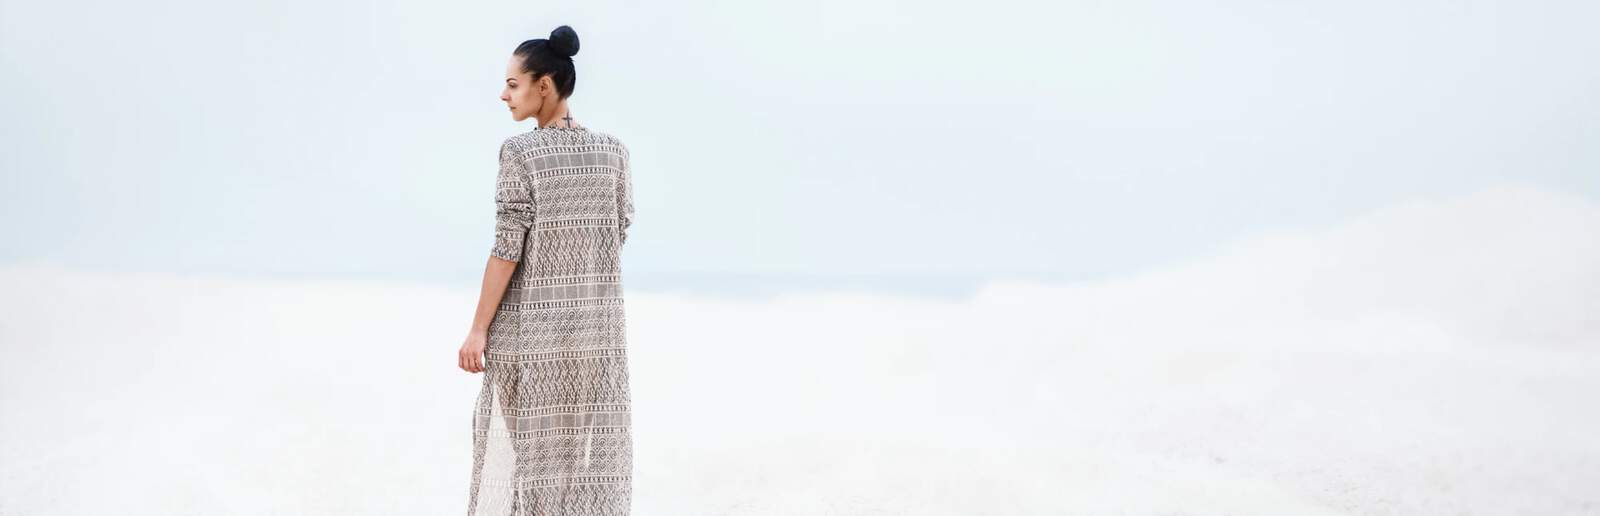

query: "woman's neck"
(538, 104), (581, 129)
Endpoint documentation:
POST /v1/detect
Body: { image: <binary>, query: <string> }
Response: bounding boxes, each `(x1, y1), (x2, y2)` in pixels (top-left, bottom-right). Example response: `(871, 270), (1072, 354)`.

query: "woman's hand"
(459, 331), (488, 373)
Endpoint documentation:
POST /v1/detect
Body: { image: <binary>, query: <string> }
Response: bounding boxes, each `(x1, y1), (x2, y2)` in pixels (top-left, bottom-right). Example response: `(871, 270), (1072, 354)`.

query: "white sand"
(1, 182), (1596, 515)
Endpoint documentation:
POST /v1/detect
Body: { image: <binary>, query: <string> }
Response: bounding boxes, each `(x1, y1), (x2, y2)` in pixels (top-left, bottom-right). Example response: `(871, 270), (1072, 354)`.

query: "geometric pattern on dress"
(469, 126), (634, 516)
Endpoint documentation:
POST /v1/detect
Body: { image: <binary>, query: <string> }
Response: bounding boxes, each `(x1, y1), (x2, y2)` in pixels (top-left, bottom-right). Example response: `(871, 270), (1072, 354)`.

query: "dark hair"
(514, 25), (580, 100)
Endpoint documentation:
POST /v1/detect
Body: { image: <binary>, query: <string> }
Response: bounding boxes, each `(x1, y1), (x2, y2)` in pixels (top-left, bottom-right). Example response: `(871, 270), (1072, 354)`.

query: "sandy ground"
(1, 183), (1596, 515)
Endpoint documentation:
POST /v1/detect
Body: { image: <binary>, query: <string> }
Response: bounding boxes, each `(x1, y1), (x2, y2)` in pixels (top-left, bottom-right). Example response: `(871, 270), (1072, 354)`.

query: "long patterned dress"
(468, 126), (634, 516)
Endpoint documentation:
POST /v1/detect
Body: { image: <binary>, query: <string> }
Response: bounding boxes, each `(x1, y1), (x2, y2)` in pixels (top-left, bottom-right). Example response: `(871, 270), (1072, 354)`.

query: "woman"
(458, 25), (635, 516)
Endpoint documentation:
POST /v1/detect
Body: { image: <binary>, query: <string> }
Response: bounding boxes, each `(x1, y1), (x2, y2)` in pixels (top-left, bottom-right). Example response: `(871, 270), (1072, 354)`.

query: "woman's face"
(501, 55), (546, 122)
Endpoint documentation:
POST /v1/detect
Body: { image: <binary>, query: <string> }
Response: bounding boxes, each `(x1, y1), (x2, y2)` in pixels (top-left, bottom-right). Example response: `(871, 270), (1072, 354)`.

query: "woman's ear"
(539, 75), (554, 98)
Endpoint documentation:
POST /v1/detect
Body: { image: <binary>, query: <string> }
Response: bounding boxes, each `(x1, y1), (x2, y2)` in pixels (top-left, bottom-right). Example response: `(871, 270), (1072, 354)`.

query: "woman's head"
(502, 25), (580, 123)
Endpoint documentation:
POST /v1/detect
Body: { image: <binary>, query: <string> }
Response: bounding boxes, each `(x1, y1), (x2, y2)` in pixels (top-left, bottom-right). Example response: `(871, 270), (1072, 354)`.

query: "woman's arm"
(460, 138), (535, 373)
(459, 256), (517, 373)
(616, 144), (634, 245)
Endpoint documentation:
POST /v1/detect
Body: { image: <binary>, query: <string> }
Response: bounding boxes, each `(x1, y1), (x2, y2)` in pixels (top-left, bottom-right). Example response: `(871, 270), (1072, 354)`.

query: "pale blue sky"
(2, 0), (1596, 297)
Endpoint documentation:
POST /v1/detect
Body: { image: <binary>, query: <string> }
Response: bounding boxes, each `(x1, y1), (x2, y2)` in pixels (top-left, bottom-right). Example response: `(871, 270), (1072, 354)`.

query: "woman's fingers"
(460, 335), (488, 373)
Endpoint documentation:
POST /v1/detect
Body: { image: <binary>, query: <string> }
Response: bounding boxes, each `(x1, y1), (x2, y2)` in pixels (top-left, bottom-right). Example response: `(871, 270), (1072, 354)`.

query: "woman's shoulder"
(506, 127), (625, 150)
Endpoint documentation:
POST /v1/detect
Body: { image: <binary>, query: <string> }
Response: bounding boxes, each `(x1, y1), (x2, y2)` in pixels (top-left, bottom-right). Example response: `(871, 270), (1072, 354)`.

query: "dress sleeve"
(490, 138), (535, 262)
(616, 144), (635, 245)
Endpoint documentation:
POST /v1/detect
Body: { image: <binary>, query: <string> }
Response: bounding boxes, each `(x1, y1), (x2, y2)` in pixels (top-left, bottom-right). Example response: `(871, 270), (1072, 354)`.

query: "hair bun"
(547, 25), (580, 58)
